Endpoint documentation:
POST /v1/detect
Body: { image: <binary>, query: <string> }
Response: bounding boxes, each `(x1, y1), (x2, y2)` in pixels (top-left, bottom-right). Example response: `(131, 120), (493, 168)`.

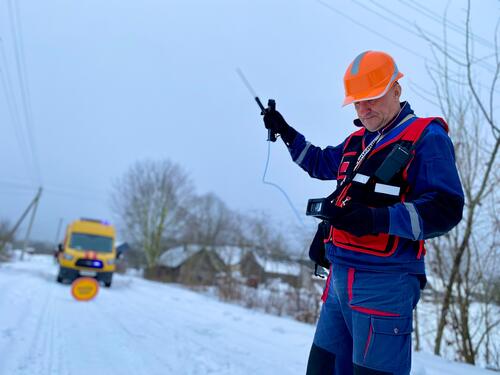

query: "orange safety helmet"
(342, 51), (403, 106)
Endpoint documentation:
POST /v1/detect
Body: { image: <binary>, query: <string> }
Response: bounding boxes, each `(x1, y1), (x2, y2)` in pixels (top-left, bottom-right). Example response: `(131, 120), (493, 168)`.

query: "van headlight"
(107, 259), (115, 265)
(63, 253), (74, 260)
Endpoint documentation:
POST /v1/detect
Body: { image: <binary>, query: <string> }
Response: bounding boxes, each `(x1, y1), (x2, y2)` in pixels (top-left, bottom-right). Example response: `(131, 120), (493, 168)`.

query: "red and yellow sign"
(71, 277), (99, 301)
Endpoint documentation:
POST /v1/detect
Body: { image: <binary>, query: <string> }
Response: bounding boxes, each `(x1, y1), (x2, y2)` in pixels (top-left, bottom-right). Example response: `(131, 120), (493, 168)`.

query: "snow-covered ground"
(0, 255), (495, 375)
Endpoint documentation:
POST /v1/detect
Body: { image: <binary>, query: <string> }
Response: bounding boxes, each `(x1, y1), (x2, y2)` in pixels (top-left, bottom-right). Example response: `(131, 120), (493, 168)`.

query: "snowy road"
(0, 256), (312, 375)
(0, 255), (494, 374)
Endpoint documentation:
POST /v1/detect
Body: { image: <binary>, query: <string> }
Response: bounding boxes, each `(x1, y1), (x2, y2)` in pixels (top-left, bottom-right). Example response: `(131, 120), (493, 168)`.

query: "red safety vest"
(324, 117), (449, 257)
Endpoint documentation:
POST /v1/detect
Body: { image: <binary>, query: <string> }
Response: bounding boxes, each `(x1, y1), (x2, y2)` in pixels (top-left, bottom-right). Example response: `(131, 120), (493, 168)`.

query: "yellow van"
(57, 218), (116, 287)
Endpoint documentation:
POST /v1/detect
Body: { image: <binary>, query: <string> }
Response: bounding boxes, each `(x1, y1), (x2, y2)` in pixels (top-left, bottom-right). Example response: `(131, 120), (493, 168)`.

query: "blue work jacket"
(287, 102), (464, 275)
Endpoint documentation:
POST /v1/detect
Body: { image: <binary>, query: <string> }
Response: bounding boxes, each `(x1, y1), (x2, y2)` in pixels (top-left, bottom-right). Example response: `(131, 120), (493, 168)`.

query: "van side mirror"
(58, 243), (63, 252)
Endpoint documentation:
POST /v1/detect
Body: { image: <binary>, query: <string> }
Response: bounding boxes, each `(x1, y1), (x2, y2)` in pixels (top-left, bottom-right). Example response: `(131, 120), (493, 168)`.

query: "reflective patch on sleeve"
(295, 142), (311, 165)
(353, 174), (370, 184)
(374, 183), (400, 196)
(403, 202), (422, 240)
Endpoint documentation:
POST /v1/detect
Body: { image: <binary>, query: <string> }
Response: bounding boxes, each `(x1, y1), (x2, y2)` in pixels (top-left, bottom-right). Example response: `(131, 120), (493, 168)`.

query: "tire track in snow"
(17, 281), (59, 375)
(1, 259), (311, 375)
(98, 279), (280, 374)
(0, 260), (70, 375)
(0, 266), (57, 374)
(97, 281), (223, 373)
(96, 287), (176, 374)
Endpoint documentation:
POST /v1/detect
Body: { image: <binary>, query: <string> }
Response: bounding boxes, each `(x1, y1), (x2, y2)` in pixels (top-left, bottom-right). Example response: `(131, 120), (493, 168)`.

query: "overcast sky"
(0, 0), (498, 243)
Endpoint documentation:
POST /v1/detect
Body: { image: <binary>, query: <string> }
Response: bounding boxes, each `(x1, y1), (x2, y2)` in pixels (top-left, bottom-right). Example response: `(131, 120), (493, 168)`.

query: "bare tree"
(0, 219), (13, 258)
(185, 192), (236, 247)
(111, 159), (193, 268)
(0, 219), (11, 241)
(416, 0), (500, 365)
(241, 212), (290, 258)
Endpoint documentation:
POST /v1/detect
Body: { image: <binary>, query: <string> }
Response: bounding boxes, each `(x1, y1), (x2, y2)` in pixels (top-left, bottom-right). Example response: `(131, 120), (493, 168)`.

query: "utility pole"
(20, 187), (42, 260)
(0, 187), (41, 253)
(54, 217), (63, 245)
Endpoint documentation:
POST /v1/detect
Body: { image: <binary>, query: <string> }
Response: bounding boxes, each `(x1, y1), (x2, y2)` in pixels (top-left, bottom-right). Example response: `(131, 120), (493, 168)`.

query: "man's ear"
(393, 82), (402, 99)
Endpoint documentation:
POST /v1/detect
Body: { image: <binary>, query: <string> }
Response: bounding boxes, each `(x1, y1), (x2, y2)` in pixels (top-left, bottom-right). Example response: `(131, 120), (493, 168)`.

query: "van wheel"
(104, 281), (112, 288)
(56, 274), (63, 283)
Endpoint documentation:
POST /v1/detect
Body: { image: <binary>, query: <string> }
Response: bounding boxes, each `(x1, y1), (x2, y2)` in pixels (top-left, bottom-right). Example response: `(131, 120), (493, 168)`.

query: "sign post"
(71, 277), (99, 301)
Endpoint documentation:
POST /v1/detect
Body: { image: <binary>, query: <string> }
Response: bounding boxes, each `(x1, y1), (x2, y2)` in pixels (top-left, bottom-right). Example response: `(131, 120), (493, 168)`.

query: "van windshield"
(69, 233), (113, 253)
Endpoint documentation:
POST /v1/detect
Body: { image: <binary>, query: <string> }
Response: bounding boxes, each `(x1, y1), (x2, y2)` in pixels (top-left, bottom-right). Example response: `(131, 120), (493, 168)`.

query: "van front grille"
(75, 259), (103, 269)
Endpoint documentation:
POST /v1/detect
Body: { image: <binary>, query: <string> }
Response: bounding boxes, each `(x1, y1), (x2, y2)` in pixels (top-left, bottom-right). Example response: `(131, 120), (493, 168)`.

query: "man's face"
(353, 84), (401, 132)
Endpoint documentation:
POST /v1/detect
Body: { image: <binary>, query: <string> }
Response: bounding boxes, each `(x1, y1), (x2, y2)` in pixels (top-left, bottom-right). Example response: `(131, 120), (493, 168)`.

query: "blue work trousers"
(312, 264), (421, 375)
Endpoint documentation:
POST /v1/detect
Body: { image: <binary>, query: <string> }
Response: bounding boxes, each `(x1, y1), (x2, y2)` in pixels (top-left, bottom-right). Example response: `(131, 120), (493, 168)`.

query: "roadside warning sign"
(71, 277), (99, 301)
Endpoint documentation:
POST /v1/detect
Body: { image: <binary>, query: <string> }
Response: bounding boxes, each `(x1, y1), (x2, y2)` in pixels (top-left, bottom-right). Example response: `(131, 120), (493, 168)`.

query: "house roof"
(254, 254), (302, 276)
(213, 246), (248, 266)
(158, 244), (302, 277)
(158, 244), (204, 268)
(159, 244), (249, 268)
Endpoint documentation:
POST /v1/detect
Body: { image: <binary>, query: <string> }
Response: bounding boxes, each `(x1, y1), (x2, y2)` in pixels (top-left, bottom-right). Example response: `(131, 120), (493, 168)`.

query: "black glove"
(263, 110), (297, 145)
(308, 221), (331, 269)
(332, 203), (390, 237)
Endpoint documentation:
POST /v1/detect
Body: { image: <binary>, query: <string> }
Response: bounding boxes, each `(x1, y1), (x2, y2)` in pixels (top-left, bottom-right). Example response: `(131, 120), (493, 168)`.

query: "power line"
(315, 0), (500, 96)
(0, 178), (35, 190)
(316, 0), (428, 61)
(0, 187), (108, 202)
(0, 179), (108, 201)
(398, 0), (497, 50)
(44, 186), (108, 201)
(0, 38), (34, 182)
(407, 79), (442, 109)
(6, 0), (42, 184)
(356, 0), (497, 73)
(0, 188), (36, 196)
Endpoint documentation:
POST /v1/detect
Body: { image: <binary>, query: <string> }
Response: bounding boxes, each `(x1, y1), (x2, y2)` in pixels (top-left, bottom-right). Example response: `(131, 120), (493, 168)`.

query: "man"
(262, 51), (464, 375)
